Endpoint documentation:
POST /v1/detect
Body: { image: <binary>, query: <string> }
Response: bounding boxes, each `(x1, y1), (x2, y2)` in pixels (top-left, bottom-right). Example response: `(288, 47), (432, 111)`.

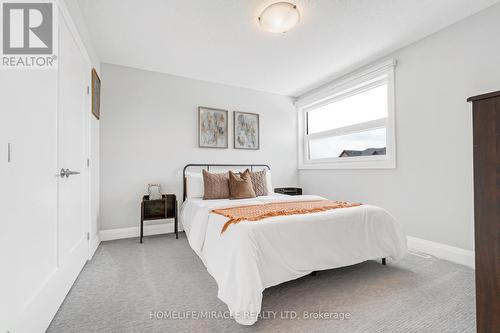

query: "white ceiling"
(78, 0), (500, 96)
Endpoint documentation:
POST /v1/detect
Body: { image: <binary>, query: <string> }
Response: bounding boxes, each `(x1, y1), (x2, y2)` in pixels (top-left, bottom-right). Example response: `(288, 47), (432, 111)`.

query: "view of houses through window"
(306, 82), (388, 160)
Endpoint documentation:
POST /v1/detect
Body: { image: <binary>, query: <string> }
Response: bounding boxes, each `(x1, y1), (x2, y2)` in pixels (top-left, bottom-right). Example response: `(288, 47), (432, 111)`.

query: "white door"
(0, 7), (91, 333)
(57, 13), (89, 268)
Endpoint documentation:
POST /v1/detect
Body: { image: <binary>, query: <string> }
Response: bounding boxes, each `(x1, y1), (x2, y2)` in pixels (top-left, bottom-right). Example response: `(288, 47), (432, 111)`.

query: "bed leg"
(311, 271), (317, 276)
(382, 258), (386, 266)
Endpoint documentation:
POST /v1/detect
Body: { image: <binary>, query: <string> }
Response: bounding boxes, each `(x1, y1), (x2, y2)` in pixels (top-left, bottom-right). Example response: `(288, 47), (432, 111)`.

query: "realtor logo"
(1, 0), (57, 68)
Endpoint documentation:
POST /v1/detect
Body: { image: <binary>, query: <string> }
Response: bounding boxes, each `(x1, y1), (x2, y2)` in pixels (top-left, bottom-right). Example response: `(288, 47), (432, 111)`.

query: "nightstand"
(140, 194), (178, 243)
(274, 187), (303, 196)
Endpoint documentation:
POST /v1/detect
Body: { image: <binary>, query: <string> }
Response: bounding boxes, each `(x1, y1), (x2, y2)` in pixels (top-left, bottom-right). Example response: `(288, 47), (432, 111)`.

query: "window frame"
(296, 59), (397, 169)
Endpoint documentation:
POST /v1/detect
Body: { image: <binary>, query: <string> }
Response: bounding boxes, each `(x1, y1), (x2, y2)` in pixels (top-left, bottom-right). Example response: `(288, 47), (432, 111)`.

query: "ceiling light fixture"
(258, 2), (300, 34)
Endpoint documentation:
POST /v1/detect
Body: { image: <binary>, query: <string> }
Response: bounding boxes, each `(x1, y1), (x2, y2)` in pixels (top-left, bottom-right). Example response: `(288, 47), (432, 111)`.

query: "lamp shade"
(259, 2), (300, 34)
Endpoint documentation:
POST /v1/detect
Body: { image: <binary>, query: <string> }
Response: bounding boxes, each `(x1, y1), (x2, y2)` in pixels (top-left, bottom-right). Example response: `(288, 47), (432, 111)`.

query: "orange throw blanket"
(212, 200), (362, 234)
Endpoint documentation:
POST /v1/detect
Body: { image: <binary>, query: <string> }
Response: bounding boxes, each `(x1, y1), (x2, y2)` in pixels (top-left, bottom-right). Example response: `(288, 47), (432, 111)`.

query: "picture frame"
(198, 106), (228, 148)
(147, 183), (162, 200)
(234, 111), (259, 150)
(91, 68), (101, 120)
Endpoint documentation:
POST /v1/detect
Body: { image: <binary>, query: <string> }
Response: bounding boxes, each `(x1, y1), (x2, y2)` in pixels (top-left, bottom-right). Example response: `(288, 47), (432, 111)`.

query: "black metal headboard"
(183, 163), (271, 201)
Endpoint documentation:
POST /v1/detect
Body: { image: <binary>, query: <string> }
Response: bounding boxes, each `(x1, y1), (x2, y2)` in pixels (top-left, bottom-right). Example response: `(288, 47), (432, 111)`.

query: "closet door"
(57, 7), (89, 271)
(0, 59), (58, 333)
(0, 7), (91, 333)
(471, 92), (500, 333)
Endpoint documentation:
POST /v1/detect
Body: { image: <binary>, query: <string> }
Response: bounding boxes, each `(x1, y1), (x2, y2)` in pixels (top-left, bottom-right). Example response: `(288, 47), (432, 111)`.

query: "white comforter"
(180, 194), (407, 325)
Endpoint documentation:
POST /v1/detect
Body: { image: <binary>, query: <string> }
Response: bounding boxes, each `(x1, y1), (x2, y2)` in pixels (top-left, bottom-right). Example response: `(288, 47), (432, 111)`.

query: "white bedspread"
(180, 194), (407, 325)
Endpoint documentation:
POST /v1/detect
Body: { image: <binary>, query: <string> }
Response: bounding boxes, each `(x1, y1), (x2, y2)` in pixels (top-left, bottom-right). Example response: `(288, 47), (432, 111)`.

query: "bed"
(180, 164), (407, 325)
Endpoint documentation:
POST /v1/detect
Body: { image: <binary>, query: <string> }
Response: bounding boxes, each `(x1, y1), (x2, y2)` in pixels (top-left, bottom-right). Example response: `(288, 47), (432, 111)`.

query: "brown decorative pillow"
(229, 169), (256, 200)
(250, 170), (268, 196)
(202, 169), (229, 200)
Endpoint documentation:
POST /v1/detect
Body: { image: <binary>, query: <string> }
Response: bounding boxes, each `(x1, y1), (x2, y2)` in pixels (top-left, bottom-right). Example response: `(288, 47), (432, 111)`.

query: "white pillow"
(265, 170), (273, 194)
(186, 172), (204, 199)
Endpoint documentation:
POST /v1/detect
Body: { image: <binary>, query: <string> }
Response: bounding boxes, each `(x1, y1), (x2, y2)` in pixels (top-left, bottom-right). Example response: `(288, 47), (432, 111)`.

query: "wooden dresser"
(467, 90), (500, 333)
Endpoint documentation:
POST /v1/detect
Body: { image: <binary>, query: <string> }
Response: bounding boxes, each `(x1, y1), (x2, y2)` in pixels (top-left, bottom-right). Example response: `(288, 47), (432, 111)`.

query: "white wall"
(100, 64), (297, 231)
(298, 4), (500, 251)
(64, 0), (100, 69)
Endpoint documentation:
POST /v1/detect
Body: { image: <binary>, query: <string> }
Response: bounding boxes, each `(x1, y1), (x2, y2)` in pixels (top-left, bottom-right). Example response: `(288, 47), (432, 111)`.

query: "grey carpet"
(47, 234), (475, 333)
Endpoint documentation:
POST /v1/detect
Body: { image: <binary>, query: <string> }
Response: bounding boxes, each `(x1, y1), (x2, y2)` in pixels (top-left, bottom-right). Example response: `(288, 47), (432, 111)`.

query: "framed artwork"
(234, 111), (259, 150)
(198, 107), (228, 148)
(91, 68), (101, 120)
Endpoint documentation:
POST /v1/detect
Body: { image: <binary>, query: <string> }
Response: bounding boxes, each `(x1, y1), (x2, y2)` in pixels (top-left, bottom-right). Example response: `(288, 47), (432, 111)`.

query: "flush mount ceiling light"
(258, 2), (300, 34)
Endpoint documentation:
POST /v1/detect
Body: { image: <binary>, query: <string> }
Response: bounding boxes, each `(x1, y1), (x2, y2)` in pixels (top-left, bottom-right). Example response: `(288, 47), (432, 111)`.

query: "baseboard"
(89, 234), (100, 259)
(100, 222), (179, 242)
(407, 236), (475, 269)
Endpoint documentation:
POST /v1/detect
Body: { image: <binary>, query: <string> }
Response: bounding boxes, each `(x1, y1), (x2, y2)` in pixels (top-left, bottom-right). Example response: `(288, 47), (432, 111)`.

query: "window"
(296, 60), (396, 169)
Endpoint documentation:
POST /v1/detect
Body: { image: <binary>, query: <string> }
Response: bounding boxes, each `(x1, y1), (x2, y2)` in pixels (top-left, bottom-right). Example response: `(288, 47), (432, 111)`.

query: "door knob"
(60, 168), (80, 178)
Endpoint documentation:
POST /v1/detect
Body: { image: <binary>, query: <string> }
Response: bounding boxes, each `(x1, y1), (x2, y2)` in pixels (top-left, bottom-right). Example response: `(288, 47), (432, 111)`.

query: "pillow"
(229, 169), (256, 199)
(185, 172), (204, 198)
(265, 170), (273, 194)
(202, 169), (229, 200)
(249, 169), (268, 196)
